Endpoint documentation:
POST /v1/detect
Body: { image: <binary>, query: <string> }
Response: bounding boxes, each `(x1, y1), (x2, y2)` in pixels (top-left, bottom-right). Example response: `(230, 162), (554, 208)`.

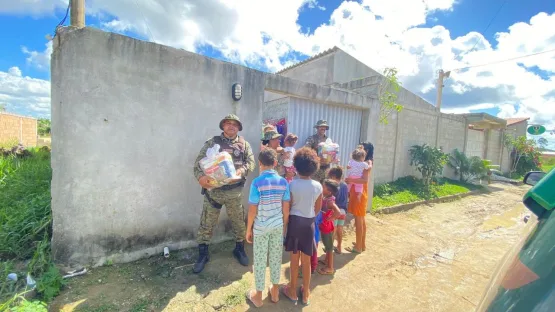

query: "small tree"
(38, 118), (51, 137)
(538, 137), (548, 150)
(409, 144), (448, 185)
(378, 68), (403, 125)
(504, 134), (541, 175)
(447, 149), (490, 182)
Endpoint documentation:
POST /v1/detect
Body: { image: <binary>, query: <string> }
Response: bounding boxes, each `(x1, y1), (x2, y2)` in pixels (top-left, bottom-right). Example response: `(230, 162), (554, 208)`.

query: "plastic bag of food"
(318, 138), (339, 164)
(199, 144), (240, 189)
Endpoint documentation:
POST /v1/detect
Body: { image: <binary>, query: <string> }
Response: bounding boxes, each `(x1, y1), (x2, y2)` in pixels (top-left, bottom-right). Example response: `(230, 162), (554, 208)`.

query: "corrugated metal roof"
(505, 117), (530, 126)
(276, 46), (339, 74)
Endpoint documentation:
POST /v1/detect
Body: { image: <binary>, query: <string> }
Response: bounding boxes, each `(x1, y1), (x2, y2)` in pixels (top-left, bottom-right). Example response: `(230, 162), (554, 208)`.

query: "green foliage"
(503, 135), (541, 175)
(378, 68), (403, 125)
(409, 144), (448, 185)
(1, 148), (63, 307)
(36, 264), (65, 302)
(37, 119), (51, 137)
(372, 176), (481, 210)
(10, 299), (48, 312)
(0, 104), (6, 112)
(447, 149), (491, 182)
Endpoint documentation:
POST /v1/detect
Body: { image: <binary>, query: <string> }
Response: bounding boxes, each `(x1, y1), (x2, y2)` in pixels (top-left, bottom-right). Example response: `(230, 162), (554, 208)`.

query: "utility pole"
(434, 69), (450, 147)
(435, 69), (450, 109)
(70, 0), (85, 28)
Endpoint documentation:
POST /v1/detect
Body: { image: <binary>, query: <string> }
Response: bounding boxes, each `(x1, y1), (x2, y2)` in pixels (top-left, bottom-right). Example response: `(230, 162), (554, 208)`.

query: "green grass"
(372, 176), (482, 211)
(541, 156), (555, 173)
(0, 147), (61, 309)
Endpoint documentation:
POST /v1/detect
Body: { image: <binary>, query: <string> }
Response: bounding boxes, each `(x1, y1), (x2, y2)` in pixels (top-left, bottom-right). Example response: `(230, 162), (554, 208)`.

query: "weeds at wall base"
(0, 145), (60, 309)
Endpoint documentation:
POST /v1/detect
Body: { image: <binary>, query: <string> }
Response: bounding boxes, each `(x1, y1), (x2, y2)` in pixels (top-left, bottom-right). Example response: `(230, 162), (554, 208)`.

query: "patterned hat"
(261, 130), (283, 141)
(314, 120), (329, 129)
(219, 114), (243, 131)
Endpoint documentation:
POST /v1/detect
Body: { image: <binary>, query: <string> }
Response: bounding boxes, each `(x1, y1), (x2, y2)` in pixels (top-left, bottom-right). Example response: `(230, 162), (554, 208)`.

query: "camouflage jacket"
(193, 133), (255, 181)
(305, 133), (328, 151)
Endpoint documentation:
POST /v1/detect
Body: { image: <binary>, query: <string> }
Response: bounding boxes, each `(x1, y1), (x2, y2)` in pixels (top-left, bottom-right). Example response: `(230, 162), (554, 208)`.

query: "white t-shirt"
(283, 146), (295, 167)
(347, 159), (370, 178)
(290, 179), (323, 218)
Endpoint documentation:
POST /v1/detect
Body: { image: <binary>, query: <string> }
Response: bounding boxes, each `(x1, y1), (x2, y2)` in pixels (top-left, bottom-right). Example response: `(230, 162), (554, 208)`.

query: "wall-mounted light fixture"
(232, 83), (242, 101)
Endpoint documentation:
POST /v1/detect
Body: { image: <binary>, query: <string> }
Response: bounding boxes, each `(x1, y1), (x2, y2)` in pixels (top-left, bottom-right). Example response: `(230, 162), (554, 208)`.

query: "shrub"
(448, 149), (490, 182)
(409, 144), (448, 185)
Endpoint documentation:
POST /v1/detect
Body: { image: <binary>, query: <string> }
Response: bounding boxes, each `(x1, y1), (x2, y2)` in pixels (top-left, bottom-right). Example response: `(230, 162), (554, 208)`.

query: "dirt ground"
(50, 182), (532, 312)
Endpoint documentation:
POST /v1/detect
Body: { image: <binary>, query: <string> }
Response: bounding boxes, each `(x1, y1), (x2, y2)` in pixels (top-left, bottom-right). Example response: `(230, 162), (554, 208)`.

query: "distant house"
(504, 117), (530, 138)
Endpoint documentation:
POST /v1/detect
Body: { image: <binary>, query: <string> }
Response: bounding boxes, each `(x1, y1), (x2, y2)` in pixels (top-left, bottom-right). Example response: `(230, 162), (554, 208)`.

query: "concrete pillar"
(463, 120), (469, 155)
(70, 0), (85, 28)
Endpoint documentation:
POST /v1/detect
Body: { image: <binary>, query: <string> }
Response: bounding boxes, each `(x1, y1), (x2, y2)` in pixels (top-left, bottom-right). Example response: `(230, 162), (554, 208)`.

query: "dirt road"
(52, 183), (531, 312)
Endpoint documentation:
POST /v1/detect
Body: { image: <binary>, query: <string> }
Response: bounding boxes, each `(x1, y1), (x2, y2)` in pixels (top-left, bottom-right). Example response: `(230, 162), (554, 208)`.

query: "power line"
(51, 1), (71, 39)
(133, 0), (155, 41)
(455, 0), (508, 61)
(450, 48), (555, 72)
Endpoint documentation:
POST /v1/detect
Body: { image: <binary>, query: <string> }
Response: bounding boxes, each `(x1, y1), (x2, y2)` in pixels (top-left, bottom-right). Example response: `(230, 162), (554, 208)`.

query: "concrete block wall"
(466, 129), (485, 158)
(394, 109), (438, 180)
(438, 114), (466, 179)
(0, 112), (37, 147)
(373, 111), (398, 184)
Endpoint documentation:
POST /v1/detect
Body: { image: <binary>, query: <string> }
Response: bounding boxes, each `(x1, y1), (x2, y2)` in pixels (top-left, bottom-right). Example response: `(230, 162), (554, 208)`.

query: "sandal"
(345, 246), (362, 254)
(246, 289), (263, 308)
(334, 247), (343, 254)
(268, 286), (279, 303)
(299, 286), (310, 306)
(280, 285), (298, 304)
(317, 267), (335, 275)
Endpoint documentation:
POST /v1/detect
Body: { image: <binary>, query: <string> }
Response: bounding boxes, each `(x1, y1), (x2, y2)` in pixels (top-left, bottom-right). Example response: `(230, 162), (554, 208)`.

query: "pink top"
(347, 159), (370, 178)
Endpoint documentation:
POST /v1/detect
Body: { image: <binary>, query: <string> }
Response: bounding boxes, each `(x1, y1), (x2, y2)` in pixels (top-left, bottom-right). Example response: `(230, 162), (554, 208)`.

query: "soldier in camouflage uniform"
(192, 114), (255, 273)
(305, 120), (330, 184)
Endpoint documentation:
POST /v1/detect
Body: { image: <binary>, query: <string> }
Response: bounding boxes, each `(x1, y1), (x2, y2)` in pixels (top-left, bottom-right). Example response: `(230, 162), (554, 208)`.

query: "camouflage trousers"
(197, 187), (246, 245)
(311, 166), (329, 185)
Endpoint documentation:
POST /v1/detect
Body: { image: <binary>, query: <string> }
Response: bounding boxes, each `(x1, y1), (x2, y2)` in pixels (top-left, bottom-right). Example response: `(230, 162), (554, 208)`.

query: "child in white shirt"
(347, 148), (369, 201)
(283, 134), (298, 182)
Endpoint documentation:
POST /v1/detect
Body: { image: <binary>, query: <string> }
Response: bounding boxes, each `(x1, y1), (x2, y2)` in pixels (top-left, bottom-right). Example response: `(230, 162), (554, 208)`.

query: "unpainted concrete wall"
(466, 129), (485, 158)
(51, 28), (265, 267)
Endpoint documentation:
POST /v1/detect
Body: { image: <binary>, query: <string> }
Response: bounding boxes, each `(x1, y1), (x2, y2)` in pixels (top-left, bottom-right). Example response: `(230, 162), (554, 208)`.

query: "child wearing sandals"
(327, 167), (348, 254)
(282, 147), (323, 306)
(318, 179), (341, 275)
(245, 149), (291, 308)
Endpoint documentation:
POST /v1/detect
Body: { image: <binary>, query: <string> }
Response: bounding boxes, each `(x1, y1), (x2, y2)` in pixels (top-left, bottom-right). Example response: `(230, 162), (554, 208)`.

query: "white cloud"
(1, 0), (554, 142)
(0, 67), (51, 117)
(22, 41), (52, 71)
(0, 0), (67, 16)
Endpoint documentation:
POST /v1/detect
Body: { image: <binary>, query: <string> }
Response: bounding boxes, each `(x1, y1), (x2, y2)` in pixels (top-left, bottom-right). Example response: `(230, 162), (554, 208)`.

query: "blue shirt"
(314, 211), (323, 243)
(248, 170), (291, 235)
(335, 182), (348, 210)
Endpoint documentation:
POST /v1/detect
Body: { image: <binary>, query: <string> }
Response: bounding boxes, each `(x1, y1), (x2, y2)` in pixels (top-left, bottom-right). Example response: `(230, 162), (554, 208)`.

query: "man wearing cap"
(305, 120), (330, 183)
(192, 114), (255, 273)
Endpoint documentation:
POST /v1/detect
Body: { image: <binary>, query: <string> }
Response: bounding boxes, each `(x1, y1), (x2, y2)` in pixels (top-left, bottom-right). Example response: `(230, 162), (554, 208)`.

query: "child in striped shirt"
(245, 149), (291, 308)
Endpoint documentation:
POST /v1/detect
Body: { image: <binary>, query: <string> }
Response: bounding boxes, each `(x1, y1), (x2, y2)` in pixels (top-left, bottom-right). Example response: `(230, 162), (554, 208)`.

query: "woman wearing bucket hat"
(305, 120), (331, 184)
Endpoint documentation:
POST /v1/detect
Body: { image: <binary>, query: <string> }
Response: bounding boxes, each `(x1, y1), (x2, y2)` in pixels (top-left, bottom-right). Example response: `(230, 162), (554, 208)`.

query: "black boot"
(233, 241), (249, 266)
(193, 244), (209, 274)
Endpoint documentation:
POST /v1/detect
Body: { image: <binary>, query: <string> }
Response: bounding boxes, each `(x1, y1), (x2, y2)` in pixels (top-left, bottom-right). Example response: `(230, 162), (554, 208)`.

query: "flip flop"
(345, 246), (362, 254)
(280, 285), (298, 305)
(334, 247), (343, 254)
(351, 242), (366, 251)
(299, 286), (311, 306)
(268, 287), (279, 303)
(317, 267), (335, 275)
(246, 289), (263, 308)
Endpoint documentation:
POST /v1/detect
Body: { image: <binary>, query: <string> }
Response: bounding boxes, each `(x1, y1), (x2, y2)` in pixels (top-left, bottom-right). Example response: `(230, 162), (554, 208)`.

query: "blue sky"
(1, 0), (554, 147)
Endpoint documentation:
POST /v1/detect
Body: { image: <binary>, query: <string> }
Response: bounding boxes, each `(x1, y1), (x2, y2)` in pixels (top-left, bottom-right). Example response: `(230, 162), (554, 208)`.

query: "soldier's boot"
(193, 244), (209, 274)
(232, 241), (249, 266)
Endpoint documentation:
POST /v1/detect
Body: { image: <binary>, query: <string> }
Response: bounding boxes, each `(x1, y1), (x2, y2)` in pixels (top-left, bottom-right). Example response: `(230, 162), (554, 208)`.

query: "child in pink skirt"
(347, 148), (369, 201)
